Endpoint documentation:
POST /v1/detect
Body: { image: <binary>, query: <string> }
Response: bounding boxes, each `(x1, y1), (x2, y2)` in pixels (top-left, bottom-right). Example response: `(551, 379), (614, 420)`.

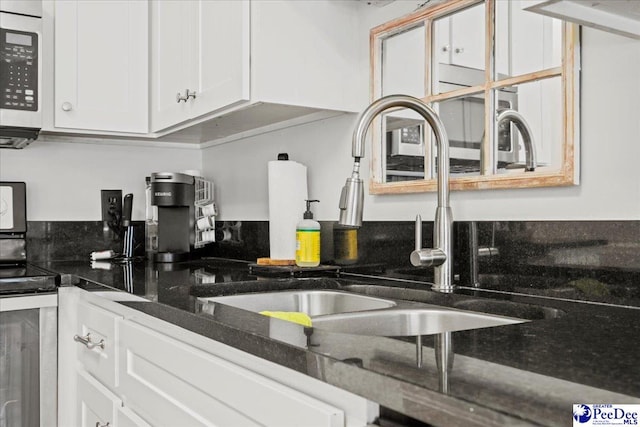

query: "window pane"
(382, 23), (426, 98)
(382, 108), (426, 182)
(493, 77), (563, 173)
(495, 1), (562, 78)
(432, 2), (486, 95)
(434, 92), (485, 176)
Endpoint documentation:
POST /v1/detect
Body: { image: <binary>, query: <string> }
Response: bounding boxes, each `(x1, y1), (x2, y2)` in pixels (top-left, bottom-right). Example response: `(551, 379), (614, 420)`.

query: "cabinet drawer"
(119, 320), (344, 427)
(74, 300), (122, 391)
(76, 369), (120, 427)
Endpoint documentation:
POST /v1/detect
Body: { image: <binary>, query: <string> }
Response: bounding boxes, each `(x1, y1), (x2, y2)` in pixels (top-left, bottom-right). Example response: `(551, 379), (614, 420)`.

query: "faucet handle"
(411, 248), (447, 267)
(412, 214), (447, 267)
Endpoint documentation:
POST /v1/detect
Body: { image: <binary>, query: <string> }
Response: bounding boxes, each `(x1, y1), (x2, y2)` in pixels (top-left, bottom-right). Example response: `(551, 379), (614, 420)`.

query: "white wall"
(0, 140), (202, 221)
(3, 1), (638, 223)
(202, 27), (640, 222)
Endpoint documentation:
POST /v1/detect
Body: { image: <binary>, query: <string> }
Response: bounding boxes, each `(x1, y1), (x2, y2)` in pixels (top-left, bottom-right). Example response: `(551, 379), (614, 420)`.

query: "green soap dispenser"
(296, 199), (320, 267)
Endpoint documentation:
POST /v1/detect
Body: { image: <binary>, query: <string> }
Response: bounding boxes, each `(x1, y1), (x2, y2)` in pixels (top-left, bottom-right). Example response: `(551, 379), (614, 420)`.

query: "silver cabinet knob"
(176, 89), (197, 103)
(454, 47), (464, 54)
(61, 102), (73, 111)
(441, 45), (450, 52)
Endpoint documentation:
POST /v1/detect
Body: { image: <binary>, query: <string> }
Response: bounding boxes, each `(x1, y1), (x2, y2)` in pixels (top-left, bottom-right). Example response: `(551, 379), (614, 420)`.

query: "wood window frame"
(369, 0), (580, 194)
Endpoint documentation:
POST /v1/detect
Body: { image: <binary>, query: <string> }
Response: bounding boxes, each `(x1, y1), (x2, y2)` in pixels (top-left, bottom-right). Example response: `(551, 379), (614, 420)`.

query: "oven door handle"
(73, 333), (105, 350)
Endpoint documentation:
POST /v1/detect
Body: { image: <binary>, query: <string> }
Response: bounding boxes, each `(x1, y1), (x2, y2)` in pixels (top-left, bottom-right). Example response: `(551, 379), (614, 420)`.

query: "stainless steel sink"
(197, 286), (528, 337)
(312, 307), (526, 336)
(198, 290), (396, 316)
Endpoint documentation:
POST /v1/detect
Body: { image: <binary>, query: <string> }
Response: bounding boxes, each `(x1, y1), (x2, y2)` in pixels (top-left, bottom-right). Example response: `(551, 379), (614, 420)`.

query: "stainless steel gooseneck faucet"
(338, 95), (454, 293)
(497, 109), (537, 172)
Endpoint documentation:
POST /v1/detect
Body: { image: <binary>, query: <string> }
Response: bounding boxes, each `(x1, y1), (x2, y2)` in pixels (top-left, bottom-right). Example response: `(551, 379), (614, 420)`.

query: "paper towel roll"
(268, 159), (308, 260)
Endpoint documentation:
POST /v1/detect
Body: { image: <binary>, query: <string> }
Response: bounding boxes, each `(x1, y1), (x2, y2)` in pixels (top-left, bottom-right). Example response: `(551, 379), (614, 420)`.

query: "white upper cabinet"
(151, 0), (360, 137)
(249, 0), (360, 112)
(150, 0), (249, 132)
(53, 0), (149, 133)
(45, 0), (360, 142)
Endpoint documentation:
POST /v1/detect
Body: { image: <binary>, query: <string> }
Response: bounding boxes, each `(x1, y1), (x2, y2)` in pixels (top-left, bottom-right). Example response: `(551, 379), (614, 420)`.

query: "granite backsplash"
(25, 220), (640, 307)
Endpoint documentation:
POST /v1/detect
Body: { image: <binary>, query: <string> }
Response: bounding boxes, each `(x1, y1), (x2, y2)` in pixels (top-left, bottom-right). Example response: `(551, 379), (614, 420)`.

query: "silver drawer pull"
(96, 422), (110, 427)
(74, 333), (105, 350)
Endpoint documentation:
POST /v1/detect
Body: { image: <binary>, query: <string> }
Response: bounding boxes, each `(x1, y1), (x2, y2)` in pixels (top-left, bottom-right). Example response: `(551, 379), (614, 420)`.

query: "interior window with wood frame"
(370, 0), (579, 194)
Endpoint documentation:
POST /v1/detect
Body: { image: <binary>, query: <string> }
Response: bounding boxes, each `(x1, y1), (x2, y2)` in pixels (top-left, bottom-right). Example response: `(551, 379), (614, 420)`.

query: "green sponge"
(259, 311), (312, 327)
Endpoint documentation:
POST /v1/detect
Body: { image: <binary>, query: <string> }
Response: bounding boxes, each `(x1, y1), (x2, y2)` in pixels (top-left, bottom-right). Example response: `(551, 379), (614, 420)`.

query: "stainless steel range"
(0, 181), (57, 427)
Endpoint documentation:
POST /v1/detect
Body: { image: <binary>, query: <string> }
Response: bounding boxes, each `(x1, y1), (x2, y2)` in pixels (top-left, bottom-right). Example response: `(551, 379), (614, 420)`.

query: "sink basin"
(197, 285), (529, 337)
(312, 307), (526, 336)
(198, 290), (396, 316)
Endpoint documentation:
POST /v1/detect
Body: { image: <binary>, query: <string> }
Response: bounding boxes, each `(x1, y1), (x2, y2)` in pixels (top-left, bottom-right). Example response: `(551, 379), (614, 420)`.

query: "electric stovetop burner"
(0, 263), (60, 294)
(1, 181), (59, 295)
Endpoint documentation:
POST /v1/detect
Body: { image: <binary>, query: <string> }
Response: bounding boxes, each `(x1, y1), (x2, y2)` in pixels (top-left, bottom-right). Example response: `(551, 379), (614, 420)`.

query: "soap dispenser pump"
(296, 199), (320, 267)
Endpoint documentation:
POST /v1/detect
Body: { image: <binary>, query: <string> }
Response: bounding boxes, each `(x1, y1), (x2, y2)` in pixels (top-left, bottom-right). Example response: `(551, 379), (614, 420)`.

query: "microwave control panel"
(1, 28), (38, 112)
(400, 126), (422, 145)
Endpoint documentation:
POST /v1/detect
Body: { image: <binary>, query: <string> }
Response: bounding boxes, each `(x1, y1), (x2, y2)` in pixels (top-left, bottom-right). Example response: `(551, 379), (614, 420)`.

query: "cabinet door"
(75, 300), (122, 391)
(76, 370), (120, 427)
(433, 10), (485, 69)
(150, 0), (250, 131)
(149, 0), (192, 131)
(190, 0), (250, 119)
(434, 17), (452, 66)
(54, 0), (148, 133)
(119, 320), (344, 427)
(449, 2), (485, 70)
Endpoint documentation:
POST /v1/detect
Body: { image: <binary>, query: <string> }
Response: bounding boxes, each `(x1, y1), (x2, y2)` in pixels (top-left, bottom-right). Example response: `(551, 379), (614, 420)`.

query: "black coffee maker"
(150, 172), (195, 263)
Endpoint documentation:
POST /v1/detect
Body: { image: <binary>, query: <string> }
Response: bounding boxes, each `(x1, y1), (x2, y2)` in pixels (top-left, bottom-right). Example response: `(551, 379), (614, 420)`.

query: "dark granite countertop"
(38, 257), (640, 427)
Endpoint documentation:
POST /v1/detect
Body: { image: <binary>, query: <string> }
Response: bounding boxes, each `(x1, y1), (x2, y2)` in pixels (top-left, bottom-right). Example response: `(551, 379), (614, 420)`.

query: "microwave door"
(0, 10), (42, 146)
(441, 94), (484, 162)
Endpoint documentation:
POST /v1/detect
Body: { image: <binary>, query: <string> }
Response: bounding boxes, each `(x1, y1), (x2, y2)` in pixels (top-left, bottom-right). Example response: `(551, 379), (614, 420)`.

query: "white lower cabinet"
(119, 319), (343, 427)
(58, 287), (377, 427)
(59, 287), (127, 427)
